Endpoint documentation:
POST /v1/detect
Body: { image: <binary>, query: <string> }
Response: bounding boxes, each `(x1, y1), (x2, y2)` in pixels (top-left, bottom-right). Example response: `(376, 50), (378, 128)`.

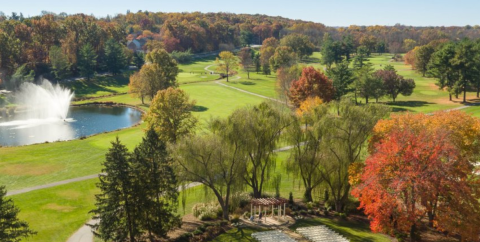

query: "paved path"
(6, 174), (104, 197)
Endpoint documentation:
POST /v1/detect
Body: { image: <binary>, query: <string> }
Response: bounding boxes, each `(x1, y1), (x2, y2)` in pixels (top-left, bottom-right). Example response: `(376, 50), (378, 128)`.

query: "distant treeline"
(1, 11), (480, 83)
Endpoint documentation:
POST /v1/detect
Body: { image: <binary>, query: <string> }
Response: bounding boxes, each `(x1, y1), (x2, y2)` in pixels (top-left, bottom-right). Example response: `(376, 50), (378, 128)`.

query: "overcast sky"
(2, 0), (479, 26)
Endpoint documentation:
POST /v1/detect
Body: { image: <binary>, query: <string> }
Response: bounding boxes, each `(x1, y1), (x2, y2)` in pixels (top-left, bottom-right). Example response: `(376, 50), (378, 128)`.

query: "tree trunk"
(365, 96), (369, 104)
(247, 71), (250, 79)
(410, 224), (419, 242)
(427, 211), (435, 227)
(354, 91), (358, 105)
(226, 65), (229, 82)
(463, 80), (467, 103)
(304, 187), (313, 202)
(477, 85), (479, 98)
(449, 93), (452, 101)
(141, 95), (144, 104)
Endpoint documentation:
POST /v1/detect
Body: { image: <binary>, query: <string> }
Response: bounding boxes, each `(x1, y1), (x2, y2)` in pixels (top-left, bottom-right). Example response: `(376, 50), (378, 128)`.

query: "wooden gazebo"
(250, 197), (288, 222)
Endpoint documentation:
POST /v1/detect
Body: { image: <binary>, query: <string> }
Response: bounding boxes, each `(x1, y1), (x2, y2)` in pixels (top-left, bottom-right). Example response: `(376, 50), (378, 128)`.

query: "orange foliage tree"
(352, 111), (480, 241)
(288, 66), (334, 107)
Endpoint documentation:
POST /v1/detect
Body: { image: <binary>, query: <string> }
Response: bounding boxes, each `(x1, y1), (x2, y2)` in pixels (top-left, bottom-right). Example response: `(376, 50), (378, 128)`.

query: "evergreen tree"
(133, 52), (145, 69)
(49, 45), (71, 80)
(90, 138), (138, 242)
(78, 43), (97, 81)
(105, 39), (127, 75)
(327, 60), (355, 100)
(0, 186), (36, 242)
(130, 129), (181, 240)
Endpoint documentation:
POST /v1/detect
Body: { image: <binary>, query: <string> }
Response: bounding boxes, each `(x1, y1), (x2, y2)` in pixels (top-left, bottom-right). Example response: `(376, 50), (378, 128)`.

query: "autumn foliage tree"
(374, 68), (415, 102)
(353, 111), (480, 241)
(288, 66), (335, 107)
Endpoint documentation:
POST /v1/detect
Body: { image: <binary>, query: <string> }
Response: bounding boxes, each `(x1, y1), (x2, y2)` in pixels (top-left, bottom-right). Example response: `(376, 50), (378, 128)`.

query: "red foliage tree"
(288, 66), (334, 107)
(352, 124), (480, 241)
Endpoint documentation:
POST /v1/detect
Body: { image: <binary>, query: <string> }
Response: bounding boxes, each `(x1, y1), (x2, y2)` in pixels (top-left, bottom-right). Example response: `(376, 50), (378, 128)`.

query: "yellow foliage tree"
(295, 96), (323, 116)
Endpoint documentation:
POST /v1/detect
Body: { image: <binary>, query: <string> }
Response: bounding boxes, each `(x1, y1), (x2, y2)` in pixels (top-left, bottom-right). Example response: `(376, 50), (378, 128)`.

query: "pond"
(0, 105), (142, 146)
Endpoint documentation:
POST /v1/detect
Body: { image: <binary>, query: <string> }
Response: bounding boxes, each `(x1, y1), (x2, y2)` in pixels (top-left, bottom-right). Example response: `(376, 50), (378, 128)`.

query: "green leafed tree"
(172, 133), (246, 220)
(90, 138), (138, 242)
(144, 87), (197, 143)
(280, 34), (315, 60)
(105, 38), (127, 75)
(0, 186), (36, 242)
(211, 102), (290, 198)
(130, 129), (181, 240)
(414, 44), (435, 77)
(327, 59), (355, 100)
(49, 45), (70, 80)
(78, 43), (97, 81)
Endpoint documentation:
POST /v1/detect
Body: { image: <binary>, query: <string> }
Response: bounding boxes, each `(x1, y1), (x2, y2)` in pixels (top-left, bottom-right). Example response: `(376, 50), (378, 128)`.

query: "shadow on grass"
(240, 81), (255, 85)
(192, 105), (208, 112)
(387, 100), (433, 107)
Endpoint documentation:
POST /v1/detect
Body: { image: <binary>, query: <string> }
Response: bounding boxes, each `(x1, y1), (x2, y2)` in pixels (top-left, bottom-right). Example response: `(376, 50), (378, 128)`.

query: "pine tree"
(90, 138), (138, 242)
(105, 39), (127, 75)
(78, 43), (97, 81)
(0, 186), (36, 242)
(131, 129), (181, 240)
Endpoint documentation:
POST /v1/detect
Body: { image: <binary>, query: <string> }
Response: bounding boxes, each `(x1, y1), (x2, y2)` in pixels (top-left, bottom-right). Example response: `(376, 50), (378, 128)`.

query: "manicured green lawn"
(221, 71), (279, 98)
(290, 217), (392, 242)
(0, 124), (145, 191)
(63, 72), (132, 99)
(10, 178), (98, 242)
(177, 56), (219, 84)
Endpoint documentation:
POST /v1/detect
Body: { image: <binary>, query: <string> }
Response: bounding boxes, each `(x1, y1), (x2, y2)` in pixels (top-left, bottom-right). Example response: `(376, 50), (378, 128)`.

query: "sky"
(1, 0), (480, 27)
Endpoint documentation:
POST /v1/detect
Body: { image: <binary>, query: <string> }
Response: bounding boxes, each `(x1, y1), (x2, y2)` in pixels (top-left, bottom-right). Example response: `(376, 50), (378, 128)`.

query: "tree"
(11, 64), (35, 89)
(238, 47), (254, 79)
(269, 46), (297, 71)
(144, 87), (197, 143)
(212, 102), (290, 198)
(90, 138), (138, 242)
(259, 37), (279, 75)
(240, 30), (254, 47)
(428, 42), (458, 100)
(359, 35), (377, 55)
(321, 33), (339, 69)
(130, 129), (181, 240)
(287, 104), (328, 201)
(289, 66), (335, 107)
(136, 49), (179, 99)
(404, 46), (418, 69)
(354, 64), (385, 103)
(253, 52), (261, 74)
(172, 133), (246, 220)
(0, 186), (36, 242)
(216, 51), (238, 82)
(327, 60), (355, 100)
(276, 65), (302, 102)
(280, 34), (315, 60)
(403, 38), (417, 52)
(105, 38), (127, 75)
(452, 39), (479, 102)
(133, 51), (145, 69)
(414, 45), (435, 76)
(375, 68), (415, 102)
(128, 71), (148, 104)
(78, 43), (97, 81)
(320, 99), (390, 212)
(341, 35), (355, 60)
(353, 113), (480, 241)
(353, 46), (369, 69)
(49, 45), (70, 80)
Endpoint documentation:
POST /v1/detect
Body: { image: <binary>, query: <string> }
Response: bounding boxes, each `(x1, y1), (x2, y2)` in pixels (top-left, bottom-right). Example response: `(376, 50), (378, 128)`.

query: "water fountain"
(0, 80), (142, 146)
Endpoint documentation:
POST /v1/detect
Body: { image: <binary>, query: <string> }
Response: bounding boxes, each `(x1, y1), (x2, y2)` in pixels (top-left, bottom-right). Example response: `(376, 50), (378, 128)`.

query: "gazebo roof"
(251, 197), (288, 206)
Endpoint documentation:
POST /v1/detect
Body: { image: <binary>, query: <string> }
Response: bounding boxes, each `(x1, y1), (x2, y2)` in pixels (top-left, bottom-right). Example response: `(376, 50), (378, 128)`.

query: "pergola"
(250, 197), (288, 222)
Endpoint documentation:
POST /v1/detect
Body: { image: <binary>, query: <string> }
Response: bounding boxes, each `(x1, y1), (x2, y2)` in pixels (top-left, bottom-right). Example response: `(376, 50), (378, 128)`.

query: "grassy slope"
(11, 179), (98, 242)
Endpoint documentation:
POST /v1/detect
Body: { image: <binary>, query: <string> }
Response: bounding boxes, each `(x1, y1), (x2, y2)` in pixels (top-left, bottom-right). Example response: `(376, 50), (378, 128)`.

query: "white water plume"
(15, 79), (74, 120)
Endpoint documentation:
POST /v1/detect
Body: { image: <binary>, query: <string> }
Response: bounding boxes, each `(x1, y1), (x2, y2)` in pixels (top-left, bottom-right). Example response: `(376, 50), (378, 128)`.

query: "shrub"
(338, 213), (347, 219)
(288, 192), (294, 205)
(170, 49), (193, 63)
(192, 202), (222, 221)
(231, 214), (240, 223)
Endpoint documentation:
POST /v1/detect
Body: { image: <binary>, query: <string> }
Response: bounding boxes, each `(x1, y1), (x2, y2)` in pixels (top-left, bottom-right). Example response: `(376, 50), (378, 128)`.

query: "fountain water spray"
(0, 79), (75, 129)
(16, 79), (74, 120)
